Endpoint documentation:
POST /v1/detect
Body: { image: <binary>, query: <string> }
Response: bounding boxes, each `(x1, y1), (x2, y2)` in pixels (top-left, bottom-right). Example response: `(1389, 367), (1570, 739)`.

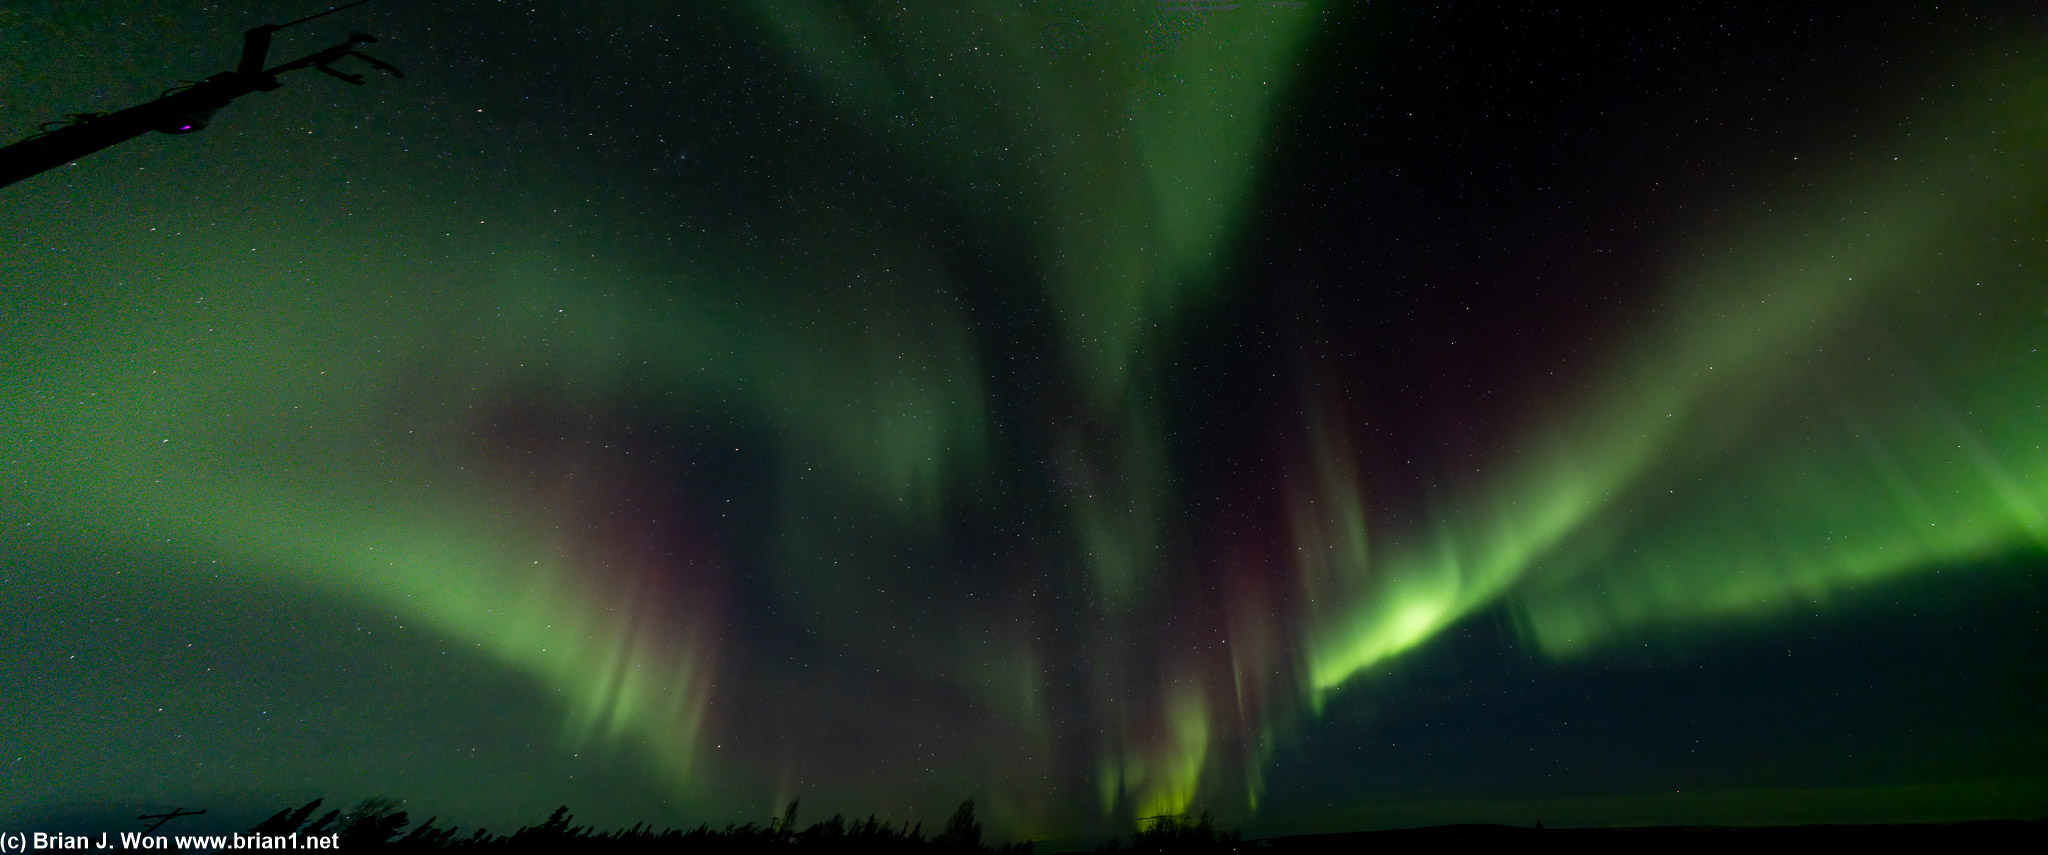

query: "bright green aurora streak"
(1294, 53), (2048, 696)
(1, 1), (2044, 839)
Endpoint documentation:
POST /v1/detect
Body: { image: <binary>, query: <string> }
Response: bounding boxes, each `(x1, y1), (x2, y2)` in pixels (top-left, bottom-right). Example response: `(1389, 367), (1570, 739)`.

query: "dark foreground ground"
(9, 801), (2042, 853)
(1257, 820), (2048, 853)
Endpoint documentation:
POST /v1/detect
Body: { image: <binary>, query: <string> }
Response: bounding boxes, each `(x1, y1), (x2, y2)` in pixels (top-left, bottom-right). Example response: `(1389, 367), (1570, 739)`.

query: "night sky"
(3, 0), (2045, 843)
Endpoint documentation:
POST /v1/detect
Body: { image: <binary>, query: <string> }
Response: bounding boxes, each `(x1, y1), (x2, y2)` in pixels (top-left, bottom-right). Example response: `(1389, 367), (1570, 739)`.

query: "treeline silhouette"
(247, 797), (1048, 854)
(1097, 813), (1243, 854)
(231, 794), (2048, 853)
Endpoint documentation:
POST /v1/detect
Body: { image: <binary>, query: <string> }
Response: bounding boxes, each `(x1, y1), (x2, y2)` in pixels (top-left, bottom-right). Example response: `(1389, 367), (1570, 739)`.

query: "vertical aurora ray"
(4, 1), (2045, 838)
(0, 163), (993, 809)
(739, 0), (1325, 825)
(745, 1), (1315, 398)
(0, 259), (720, 788)
(742, 0), (1317, 596)
(1297, 50), (2048, 693)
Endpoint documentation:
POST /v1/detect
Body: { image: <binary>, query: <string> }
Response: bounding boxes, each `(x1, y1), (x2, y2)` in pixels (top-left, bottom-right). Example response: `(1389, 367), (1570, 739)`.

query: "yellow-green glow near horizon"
(2, 1), (2045, 839)
(2, 1), (1325, 831)
(741, 1), (1320, 825)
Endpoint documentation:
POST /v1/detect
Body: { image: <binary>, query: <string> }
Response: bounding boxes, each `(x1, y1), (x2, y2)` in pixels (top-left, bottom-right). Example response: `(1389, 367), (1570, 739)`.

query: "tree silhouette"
(1097, 811), (1238, 855)
(250, 798), (324, 836)
(937, 800), (983, 851)
(339, 796), (411, 849)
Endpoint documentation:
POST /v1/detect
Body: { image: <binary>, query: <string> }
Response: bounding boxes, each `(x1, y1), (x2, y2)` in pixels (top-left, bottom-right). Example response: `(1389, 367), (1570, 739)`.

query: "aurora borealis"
(3, 0), (2045, 843)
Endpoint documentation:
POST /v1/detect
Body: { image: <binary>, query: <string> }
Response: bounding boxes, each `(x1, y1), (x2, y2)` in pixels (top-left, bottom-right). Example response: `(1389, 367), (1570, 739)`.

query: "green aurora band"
(1293, 52), (2048, 696)
(1, 0), (2044, 838)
